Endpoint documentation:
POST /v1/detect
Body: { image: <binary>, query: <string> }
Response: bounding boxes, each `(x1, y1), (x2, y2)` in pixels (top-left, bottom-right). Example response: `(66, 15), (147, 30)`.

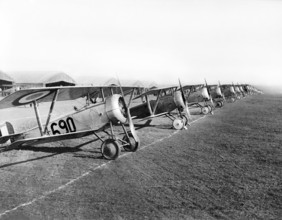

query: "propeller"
(204, 79), (214, 106)
(218, 81), (226, 101)
(116, 77), (139, 143)
(178, 78), (192, 121)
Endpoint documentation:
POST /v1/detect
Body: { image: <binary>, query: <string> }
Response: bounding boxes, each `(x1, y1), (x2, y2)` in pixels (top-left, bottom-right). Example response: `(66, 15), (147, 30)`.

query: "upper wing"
(181, 84), (204, 91)
(133, 86), (177, 100)
(0, 86), (137, 109)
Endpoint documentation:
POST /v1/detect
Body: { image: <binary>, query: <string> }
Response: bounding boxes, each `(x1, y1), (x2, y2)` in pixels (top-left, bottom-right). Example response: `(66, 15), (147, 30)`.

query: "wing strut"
(152, 90), (162, 115)
(127, 88), (135, 107)
(100, 88), (105, 102)
(145, 95), (153, 115)
(44, 89), (59, 134)
(33, 101), (44, 136)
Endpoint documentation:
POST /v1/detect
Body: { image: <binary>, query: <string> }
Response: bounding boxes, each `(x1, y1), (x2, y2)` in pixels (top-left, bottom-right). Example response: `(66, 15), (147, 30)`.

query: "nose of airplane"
(216, 86), (222, 96)
(174, 90), (186, 111)
(201, 87), (210, 99)
(230, 87), (235, 94)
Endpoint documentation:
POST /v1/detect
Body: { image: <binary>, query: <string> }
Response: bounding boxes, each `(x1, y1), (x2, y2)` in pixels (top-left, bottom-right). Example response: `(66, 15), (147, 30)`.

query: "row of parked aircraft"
(0, 80), (263, 160)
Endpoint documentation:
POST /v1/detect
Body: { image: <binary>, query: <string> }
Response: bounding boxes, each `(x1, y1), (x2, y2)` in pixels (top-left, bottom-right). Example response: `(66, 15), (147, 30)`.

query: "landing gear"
(201, 106), (209, 115)
(181, 115), (189, 127)
(216, 101), (223, 108)
(101, 139), (120, 160)
(207, 105), (212, 112)
(208, 105), (214, 115)
(122, 133), (140, 152)
(172, 118), (184, 130)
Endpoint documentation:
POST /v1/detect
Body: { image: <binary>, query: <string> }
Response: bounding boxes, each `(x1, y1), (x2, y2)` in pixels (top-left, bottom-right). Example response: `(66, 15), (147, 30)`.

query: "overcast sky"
(0, 0), (281, 87)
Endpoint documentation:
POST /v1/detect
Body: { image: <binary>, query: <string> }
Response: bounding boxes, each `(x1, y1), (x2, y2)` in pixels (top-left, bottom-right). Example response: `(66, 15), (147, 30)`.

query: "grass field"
(0, 94), (281, 219)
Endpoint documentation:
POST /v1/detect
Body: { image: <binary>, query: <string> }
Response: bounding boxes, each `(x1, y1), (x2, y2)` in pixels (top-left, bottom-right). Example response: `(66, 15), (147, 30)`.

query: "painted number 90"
(50, 117), (76, 135)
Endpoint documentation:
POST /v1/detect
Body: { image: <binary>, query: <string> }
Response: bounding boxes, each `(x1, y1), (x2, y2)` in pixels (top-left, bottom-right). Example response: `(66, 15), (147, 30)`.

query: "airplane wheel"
(101, 139), (120, 160)
(201, 107), (209, 115)
(122, 133), (140, 152)
(207, 105), (213, 112)
(182, 115), (189, 126)
(172, 118), (184, 130)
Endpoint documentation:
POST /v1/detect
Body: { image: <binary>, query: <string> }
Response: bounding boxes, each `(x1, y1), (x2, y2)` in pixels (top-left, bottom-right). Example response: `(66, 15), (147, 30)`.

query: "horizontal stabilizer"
(0, 133), (23, 144)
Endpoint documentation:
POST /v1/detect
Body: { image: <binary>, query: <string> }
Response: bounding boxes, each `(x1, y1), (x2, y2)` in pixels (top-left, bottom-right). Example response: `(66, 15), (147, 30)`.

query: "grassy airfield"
(0, 94), (281, 219)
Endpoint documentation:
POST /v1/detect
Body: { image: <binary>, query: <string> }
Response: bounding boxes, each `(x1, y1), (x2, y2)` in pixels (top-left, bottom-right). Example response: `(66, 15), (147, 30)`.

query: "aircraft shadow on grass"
(0, 138), (106, 169)
(133, 122), (172, 130)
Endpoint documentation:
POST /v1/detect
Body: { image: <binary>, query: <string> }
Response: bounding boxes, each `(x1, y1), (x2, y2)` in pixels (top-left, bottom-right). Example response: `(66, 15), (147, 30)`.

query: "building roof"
(9, 71), (76, 85)
(133, 80), (144, 88)
(43, 72), (76, 84)
(0, 71), (14, 82)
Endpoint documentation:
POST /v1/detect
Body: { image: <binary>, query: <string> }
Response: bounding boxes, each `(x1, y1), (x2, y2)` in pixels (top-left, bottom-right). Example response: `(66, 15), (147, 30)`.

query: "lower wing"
(138, 112), (169, 121)
(6, 129), (99, 149)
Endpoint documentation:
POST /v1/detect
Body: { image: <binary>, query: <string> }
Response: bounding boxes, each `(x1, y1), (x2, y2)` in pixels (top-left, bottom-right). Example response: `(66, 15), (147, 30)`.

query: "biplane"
(130, 81), (191, 130)
(0, 85), (140, 160)
(207, 83), (225, 108)
(239, 84), (248, 97)
(221, 84), (237, 103)
(181, 82), (214, 115)
(233, 84), (243, 99)
(242, 84), (251, 95)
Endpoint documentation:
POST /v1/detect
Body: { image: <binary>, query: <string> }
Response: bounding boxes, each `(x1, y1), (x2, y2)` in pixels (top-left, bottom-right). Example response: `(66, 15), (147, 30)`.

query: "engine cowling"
(215, 86), (222, 96)
(201, 87), (210, 99)
(104, 94), (127, 124)
(173, 90), (185, 111)
(230, 86), (235, 94)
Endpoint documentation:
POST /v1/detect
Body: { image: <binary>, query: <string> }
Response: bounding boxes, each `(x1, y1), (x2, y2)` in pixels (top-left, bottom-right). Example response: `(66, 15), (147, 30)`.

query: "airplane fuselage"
(130, 95), (177, 119)
(23, 102), (109, 139)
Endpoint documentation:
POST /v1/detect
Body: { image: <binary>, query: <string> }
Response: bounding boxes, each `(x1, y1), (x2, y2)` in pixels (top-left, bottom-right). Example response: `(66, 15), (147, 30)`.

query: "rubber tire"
(201, 107), (209, 115)
(101, 139), (120, 160)
(182, 115), (189, 126)
(172, 118), (184, 130)
(216, 101), (222, 107)
(207, 105), (212, 112)
(122, 134), (140, 152)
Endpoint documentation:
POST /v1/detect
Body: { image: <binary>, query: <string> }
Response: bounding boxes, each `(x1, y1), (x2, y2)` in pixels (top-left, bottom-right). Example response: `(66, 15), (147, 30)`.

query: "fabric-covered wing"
(181, 84), (204, 91)
(0, 86), (137, 109)
(134, 86), (177, 100)
(138, 112), (169, 121)
(7, 129), (97, 149)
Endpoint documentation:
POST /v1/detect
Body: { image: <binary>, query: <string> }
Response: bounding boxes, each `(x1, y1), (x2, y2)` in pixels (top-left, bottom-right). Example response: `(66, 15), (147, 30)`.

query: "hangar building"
(0, 70), (14, 91)
(10, 72), (76, 89)
(0, 71), (15, 96)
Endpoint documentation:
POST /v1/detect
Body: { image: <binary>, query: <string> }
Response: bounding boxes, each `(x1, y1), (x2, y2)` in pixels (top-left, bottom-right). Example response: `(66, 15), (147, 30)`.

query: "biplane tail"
(0, 122), (23, 145)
